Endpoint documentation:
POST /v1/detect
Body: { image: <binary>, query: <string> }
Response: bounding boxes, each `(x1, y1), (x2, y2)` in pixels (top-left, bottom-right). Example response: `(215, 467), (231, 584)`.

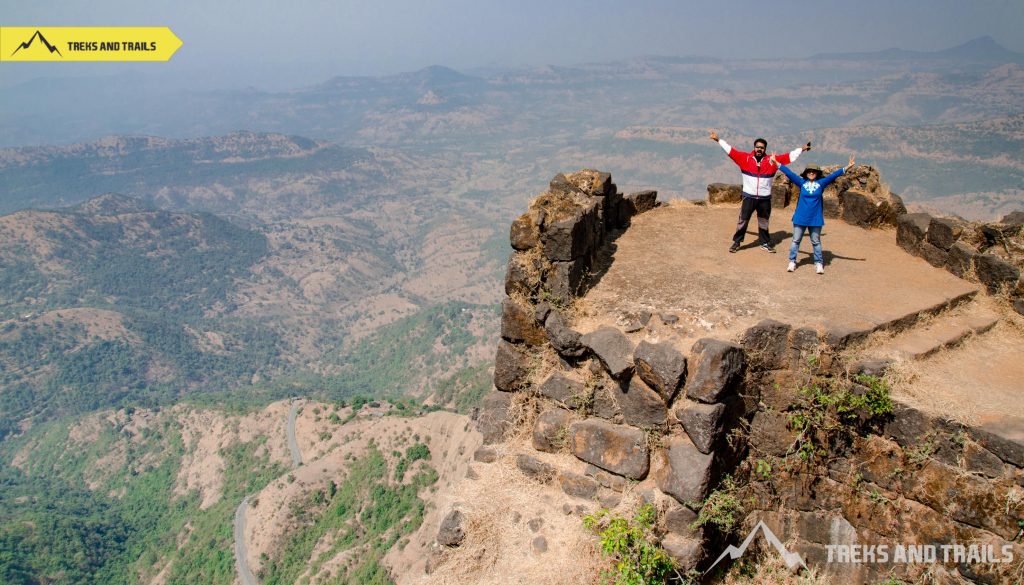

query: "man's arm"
(771, 155), (803, 184)
(709, 129), (744, 164)
(775, 140), (812, 165)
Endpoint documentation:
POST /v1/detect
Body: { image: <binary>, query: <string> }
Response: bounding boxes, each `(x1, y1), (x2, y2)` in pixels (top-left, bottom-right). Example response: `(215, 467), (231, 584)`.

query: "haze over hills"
(2, 33), (1024, 585)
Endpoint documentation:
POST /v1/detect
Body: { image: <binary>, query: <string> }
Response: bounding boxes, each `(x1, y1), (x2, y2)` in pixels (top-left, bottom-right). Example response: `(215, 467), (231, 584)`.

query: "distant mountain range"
(813, 36), (1023, 63)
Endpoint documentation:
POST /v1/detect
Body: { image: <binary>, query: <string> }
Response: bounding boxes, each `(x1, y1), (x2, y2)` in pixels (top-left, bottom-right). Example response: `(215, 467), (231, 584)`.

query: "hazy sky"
(3, 0), (1023, 89)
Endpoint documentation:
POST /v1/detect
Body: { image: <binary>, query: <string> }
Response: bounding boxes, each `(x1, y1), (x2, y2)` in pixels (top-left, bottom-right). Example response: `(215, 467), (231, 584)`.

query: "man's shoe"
(761, 243), (776, 253)
(787, 261), (796, 272)
(815, 263), (825, 274)
(729, 242), (740, 253)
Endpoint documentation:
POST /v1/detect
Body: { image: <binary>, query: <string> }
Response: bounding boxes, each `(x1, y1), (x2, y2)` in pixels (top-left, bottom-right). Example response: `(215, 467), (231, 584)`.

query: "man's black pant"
(732, 197), (773, 246)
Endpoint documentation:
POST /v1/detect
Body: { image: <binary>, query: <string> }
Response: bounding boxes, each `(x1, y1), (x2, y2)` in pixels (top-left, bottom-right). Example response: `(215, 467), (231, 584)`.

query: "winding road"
(233, 400), (303, 585)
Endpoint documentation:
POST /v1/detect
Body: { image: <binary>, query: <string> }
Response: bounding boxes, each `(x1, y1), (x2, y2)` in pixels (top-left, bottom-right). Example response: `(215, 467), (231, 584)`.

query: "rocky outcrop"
(477, 167), (1023, 581)
(897, 211), (1024, 314)
(706, 165), (906, 228)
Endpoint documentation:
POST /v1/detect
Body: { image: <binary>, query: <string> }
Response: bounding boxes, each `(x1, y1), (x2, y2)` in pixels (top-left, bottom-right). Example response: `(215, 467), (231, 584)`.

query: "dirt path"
(286, 400), (302, 467)
(234, 399), (304, 585)
(233, 497), (258, 585)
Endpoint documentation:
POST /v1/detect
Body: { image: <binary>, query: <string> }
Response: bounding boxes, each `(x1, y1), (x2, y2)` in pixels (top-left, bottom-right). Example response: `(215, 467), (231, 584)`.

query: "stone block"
(581, 326), (635, 378)
(633, 340), (687, 403)
(501, 297), (546, 345)
(675, 399), (727, 454)
(570, 418), (649, 480)
(918, 241), (949, 269)
(538, 372), (587, 409)
(945, 241), (976, 278)
(493, 339), (532, 392)
(558, 470), (599, 499)
(707, 183), (742, 205)
(683, 338), (746, 403)
(613, 377), (668, 427)
(478, 391), (513, 444)
(654, 436), (716, 506)
(545, 257), (589, 304)
(533, 408), (573, 453)
(504, 252), (542, 297)
(896, 213), (932, 254)
(516, 453), (555, 482)
(926, 217), (964, 251)
(544, 310), (585, 357)
(740, 319), (792, 370)
(510, 210), (542, 251)
(974, 254), (1020, 293)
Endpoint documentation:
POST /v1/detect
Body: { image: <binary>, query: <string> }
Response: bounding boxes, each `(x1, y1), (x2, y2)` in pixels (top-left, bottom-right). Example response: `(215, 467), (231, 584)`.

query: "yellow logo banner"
(1, 27), (182, 62)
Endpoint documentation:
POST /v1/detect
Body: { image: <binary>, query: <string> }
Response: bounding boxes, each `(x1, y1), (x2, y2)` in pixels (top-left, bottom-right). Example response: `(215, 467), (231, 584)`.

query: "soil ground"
(582, 202), (977, 348)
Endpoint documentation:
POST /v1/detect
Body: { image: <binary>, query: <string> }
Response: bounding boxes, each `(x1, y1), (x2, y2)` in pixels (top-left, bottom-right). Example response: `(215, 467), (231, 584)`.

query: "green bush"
(583, 504), (676, 585)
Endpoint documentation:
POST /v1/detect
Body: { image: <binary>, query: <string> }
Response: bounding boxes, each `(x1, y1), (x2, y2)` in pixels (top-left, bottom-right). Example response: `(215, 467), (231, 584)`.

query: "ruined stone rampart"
(475, 168), (1024, 583)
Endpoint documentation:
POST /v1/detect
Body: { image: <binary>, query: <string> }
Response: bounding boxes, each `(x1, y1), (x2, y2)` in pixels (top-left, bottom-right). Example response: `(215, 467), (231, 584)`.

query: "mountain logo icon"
(705, 520), (807, 574)
(11, 30), (62, 57)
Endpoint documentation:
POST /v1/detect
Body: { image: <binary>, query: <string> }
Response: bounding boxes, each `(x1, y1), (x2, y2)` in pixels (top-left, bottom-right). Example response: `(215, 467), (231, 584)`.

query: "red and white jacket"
(718, 139), (803, 199)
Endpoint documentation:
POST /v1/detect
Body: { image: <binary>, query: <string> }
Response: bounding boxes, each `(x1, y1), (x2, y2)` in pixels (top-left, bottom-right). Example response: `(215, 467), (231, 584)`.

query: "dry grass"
(412, 449), (606, 585)
(719, 553), (828, 585)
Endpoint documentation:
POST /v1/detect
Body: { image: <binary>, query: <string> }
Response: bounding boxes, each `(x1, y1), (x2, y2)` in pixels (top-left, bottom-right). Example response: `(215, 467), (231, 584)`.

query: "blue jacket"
(779, 165), (845, 227)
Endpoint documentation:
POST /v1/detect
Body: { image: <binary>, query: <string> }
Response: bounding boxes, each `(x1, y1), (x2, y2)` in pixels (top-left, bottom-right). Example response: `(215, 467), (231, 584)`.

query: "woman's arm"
(772, 155), (803, 184)
(819, 156), (855, 188)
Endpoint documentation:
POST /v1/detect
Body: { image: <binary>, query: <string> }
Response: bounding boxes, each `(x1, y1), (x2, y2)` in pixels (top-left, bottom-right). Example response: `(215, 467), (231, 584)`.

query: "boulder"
(655, 436), (716, 505)
(517, 454), (555, 482)
(633, 340), (687, 403)
(945, 241), (976, 278)
(501, 298), (546, 345)
(531, 535), (548, 554)
(581, 327), (635, 378)
(683, 338), (746, 403)
(510, 210), (542, 251)
(1001, 211), (1024, 226)
(544, 310), (585, 357)
(896, 213), (932, 254)
(974, 254), (1021, 293)
(707, 183), (742, 205)
(570, 419), (649, 480)
(493, 339), (532, 392)
(558, 470), (600, 499)
(478, 391), (513, 444)
(437, 510), (466, 546)
(613, 377), (668, 427)
(926, 217), (964, 251)
(538, 372), (586, 409)
(840, 189), (879, 226)
(533, 408), (573, 453)
(740, 319), (791, 370)
(675, 399), (727, 454)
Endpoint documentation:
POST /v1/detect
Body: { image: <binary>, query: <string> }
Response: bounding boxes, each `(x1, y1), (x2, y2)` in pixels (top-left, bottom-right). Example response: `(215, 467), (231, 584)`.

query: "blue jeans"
(790, 225), (822, 264)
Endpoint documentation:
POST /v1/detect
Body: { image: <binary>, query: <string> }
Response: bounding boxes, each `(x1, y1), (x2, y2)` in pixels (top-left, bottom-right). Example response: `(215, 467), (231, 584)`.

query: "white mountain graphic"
(705, 520), (807, 574)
